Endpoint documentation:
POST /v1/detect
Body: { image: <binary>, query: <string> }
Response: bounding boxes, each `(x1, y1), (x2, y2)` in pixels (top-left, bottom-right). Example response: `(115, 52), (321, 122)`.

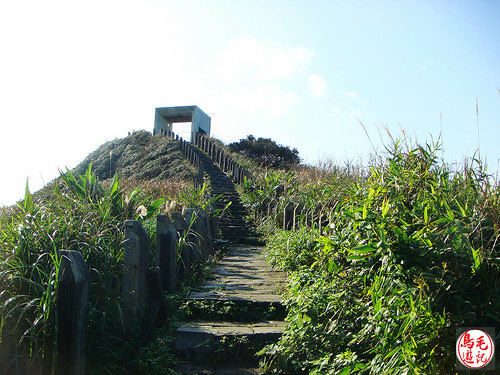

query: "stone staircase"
(174, 146), (286, 374)
(197, 150), (262, 245)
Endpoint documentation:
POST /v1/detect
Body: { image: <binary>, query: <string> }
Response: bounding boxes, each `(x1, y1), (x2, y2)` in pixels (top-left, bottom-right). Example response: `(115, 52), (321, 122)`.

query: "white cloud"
(308, 74), (328, 98)
(217, 84), (299, 117)
(344, 91), (357, 98)
(349, 109), (363, 120)
(211, 36), (311, 118)
(258, 45), (312, 80)
(267, 90), (299, 116)
(214, 35), (312, 82)
(213, 35), (266, 82)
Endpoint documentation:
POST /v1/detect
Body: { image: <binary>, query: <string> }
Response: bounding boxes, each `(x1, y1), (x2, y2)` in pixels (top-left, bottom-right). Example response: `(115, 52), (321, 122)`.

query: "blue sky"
(1, 0), (499, 206)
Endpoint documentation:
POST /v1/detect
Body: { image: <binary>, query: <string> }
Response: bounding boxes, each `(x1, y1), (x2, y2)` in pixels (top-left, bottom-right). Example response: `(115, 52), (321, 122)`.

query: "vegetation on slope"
(229, 135), (300, 170)
(239, 137), (500, 374)
(0, 132), (216, 374)
(33, 130), (196, 205)
(74, 130), (196, 182)
(3, 127), (499, 374)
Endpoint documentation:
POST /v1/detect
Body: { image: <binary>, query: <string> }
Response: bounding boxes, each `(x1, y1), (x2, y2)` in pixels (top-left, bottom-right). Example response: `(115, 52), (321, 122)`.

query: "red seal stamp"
(456, 328), (495, 369)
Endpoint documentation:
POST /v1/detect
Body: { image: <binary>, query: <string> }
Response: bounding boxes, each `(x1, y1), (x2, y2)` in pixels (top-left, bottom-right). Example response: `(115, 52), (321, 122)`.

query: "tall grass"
(242, 136), (500, 374)
(1, 162), (226, 374)
(0, 165), (167, 374)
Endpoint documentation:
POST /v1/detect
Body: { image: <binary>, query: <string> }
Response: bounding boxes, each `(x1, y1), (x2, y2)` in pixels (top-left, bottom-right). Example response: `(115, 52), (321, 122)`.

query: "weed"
(243, 135), (500, 374)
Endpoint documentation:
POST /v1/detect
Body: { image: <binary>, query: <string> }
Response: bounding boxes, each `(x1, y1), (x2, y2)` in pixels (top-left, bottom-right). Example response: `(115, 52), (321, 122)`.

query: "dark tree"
(229, 135), (300, 169)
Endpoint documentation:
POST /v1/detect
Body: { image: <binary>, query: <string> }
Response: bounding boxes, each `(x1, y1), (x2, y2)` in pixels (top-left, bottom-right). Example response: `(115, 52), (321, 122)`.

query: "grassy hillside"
(73, 130), (195, 182)
(32, 130), (197, 203)
(0, 131), (211, 375)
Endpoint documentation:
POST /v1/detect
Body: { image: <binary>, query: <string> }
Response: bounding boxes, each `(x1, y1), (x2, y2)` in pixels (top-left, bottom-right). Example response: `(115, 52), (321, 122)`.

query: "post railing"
(156, 129), (252, 185)
(55, 208), (218, 375)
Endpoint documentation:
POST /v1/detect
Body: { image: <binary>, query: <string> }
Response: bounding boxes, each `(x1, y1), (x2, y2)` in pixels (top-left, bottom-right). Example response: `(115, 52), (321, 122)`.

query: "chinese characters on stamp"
(456, 328), (495, 370)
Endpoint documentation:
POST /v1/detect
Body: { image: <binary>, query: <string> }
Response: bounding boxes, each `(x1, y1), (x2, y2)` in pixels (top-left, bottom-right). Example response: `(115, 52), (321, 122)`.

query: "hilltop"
(73, 130), (196, 182)
(32, 130), (197, 202)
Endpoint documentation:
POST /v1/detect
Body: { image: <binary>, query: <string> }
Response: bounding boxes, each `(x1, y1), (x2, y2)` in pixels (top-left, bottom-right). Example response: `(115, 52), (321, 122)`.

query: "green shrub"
(248, 137), (500, 374)
(0, 166), (166, 374)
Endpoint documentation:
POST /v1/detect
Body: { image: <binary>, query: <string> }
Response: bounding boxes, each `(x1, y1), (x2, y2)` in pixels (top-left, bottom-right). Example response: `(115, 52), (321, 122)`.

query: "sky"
(0, 0), (499, 206)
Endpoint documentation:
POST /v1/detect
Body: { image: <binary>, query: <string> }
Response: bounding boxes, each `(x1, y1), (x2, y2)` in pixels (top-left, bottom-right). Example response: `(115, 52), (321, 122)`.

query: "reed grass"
(242, 134), (500, 374)
(0, 166), (172, 374)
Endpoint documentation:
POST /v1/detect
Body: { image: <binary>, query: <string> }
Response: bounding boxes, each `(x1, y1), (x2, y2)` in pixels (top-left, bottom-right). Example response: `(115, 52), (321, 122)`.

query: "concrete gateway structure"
(153, 105), (211, 143)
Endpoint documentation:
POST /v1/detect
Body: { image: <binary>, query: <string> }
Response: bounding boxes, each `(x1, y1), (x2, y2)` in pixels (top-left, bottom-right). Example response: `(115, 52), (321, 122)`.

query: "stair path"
(174, 146), (287, 374)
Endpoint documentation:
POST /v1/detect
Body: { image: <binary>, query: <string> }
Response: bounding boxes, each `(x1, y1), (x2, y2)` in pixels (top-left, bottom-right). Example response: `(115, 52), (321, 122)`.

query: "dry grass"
(117, 177), (189, 200)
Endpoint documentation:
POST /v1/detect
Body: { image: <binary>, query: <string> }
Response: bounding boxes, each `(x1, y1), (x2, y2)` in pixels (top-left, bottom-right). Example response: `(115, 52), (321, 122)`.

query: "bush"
(245, 137), (500, 374)
(0, 166), (165, 374)
(229, 135), (300, 169)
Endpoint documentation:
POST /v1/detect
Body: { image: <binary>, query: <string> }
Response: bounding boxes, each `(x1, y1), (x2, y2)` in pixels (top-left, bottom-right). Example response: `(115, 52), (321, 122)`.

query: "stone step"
(175, 321), (284, 365)
(176, 144), (284, 372)
(174, 362), (263, 375)
(182, 298), (286, 322)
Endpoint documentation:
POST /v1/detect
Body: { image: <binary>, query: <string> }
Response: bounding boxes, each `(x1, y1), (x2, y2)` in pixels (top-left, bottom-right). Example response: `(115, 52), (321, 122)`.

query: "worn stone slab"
(187, 291), (284, 304)
(186, 244), (286, 304)
(174, 362), (262, 375)
(177, 321), (285, 338)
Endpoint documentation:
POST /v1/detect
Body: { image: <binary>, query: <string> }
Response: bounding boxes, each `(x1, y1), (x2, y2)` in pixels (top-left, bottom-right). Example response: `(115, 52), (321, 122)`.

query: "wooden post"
(56, 250), (90, 375)
(156, 215), (178, 293)
(123, 220), (150, 317)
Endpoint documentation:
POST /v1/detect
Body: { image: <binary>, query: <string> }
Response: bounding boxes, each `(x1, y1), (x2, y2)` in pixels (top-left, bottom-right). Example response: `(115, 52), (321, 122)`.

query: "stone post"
(293, 204), (303, 231)
(188, 209), (210, 257)
(123, 220), (150, 317)
(184, 209), (201, 262)
(283, 202), (294, 231)
(156, 215), (178, 293)
(198, 209), (212, 256)
(171, 212), (190, 279)
(233, 165), (239, 183)
(56, 250), (90, 375)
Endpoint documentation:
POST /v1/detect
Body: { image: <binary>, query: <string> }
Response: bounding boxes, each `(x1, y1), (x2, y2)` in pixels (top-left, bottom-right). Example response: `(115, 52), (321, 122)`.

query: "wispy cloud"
(217, 84), (299, 117)
(344, 91), (357, 98)
(258, 45), (312, 80)
(213, 35), (311, 117)
(349, 109), (363, 120)
(308, 74), (328, 98)
(214, 35), (313, 82)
